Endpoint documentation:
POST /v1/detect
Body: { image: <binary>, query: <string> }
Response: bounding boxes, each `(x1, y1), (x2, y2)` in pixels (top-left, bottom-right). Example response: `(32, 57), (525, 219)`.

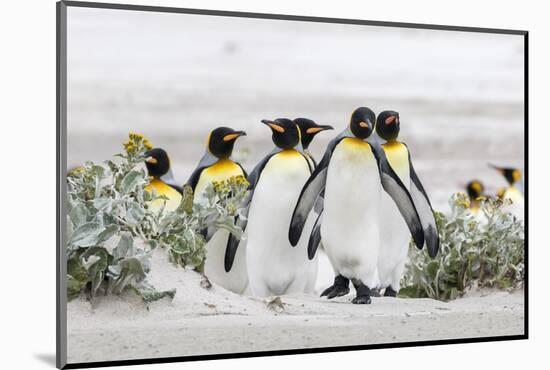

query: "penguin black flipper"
(405, 145), (440, 258)
(368, 142), (425, 250)
(186, 167), (207, 192)
(186, 152), (219, 192)
(289, 136), (345, 246)
(224, 149), (281, 272)
(308, 210), (323, 260)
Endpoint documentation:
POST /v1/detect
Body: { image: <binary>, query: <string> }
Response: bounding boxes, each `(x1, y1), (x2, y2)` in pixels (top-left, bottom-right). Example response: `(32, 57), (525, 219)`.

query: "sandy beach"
(65, 8), (525, 365)
(67, 249), (524, 364)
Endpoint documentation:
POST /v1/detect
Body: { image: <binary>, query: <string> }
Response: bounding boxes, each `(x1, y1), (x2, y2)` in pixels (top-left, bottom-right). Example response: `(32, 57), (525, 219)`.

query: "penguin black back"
(294, 118), (333, 149)
(376, 110), (400, 141)
(208, 127), (247, 159)
(145, 148), (171, 177)
(261, 118), (300, 149)
(349, 107), (376, 139)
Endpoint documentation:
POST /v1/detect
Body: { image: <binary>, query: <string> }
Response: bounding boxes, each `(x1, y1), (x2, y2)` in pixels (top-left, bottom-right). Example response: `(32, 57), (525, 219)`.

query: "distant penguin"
(294, 118), (333, 294)
(466, 180), (485, 214)
(144, 148), (182, 212)
(186, 127), (248, 294)
(289, 107), (430, 304)
(245, 118), (313, 297)
(375, 111), (439, 297)
(490, 164), (524, 220)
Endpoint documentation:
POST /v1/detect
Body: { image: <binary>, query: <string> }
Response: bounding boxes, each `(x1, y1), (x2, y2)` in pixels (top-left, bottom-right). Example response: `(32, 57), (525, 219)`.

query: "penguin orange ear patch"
(306, 127), (324, 134)
(385, 116), (396, 125)
(359, 121), (369, 128)
(145, 156), (158, 164)
(223, 133), (241, 142)
(269, 123), (285, 133)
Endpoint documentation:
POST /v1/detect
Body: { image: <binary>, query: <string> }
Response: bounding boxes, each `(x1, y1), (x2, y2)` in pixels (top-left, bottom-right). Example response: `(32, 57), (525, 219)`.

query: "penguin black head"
(208, 127), (247, 159)
(293, 118), (333, 149)
(489, 164), (521, 186)
(261, 118), (300, 150)
(144, 148), (171, 177)
(349, 107), (376, 139)
(466, 180), (484, 201)
(376, 110), (400, 141)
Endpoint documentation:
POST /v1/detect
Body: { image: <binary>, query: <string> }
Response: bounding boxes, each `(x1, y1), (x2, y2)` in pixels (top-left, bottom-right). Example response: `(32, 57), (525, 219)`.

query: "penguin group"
(464, 165), (524, 220)
(141, 107), (440, 304)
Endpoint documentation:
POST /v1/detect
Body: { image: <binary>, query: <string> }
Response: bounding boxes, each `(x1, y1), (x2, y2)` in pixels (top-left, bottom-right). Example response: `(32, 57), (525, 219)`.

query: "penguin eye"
(385, 116), (396, 125)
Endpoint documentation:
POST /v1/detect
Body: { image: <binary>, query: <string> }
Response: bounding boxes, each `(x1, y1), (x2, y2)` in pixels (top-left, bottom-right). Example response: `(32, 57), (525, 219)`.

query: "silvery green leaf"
(126, 202), (145, 226)
(114, 232), (133, 260)
(120, 170), (144, 194)
(82, 255), (100, 270)
(131, 282), (176, 303)
(70, 222), (105, 247)
(69, 203), (89, 227)
(66, 216), (74, 241)
(143, 189), (152, 202)
(93, 197), (111, 212)
(67, 275), (87, 300)
(97, 224), (119, 243)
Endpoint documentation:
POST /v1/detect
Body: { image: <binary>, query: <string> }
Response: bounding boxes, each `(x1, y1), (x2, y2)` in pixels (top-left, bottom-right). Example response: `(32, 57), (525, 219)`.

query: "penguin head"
(376, 110), (400, 141)
(144, 148), (171, 177)
(293, 118), (333, 149)
(466, 180), (484, 201)
(261, 118), (300, 150)
(349, 107), (376, 139)
(490, 164), (521, 186)
(207, 127), (247, 159)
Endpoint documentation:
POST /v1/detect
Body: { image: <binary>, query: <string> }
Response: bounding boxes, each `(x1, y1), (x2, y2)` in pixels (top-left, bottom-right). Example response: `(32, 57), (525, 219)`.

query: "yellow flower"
(143, 139), (153, 150)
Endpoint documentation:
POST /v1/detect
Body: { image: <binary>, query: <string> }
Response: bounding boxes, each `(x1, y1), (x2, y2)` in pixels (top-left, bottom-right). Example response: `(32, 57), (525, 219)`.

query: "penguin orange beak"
(145, 156), (158, 164)
(306, 125), (334, 134)
(261, 120), (285, 133)
(223, 131), (247, 142)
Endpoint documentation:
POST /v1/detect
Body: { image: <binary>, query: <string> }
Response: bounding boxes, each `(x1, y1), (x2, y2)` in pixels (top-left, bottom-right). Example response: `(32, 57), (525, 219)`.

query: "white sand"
(67, 248), (524, 364)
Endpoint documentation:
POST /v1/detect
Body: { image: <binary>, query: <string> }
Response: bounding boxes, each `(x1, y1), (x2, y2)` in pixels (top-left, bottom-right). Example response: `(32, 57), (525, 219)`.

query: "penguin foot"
(351, 295), (372, 304)
(320, 275), (350, 299)
(369, 289), (381, 297)
(384, 287), (397, 297)
(351, 279), (372, 305)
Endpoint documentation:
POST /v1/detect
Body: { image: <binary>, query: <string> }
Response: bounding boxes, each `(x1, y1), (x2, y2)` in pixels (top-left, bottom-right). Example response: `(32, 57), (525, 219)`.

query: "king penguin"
(144, 148), (183, 213)
(289, 107), (428, 304)
(375, 111), (440, 297)
(466, 180), (485, 214)
(294, 118), (333, 294)
(245, 118), (314, 297)
(186, 127), (249, 294)
(489, 164), (524, 220)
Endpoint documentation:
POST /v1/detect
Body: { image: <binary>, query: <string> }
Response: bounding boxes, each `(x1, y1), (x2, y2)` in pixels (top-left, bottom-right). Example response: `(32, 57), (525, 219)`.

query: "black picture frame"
(56, 1), (529, 368)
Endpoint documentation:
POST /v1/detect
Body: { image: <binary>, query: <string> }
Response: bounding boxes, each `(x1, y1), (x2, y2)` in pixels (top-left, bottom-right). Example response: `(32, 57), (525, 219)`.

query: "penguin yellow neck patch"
(341, 137), (369, 149)
(194, 159), (244, 200)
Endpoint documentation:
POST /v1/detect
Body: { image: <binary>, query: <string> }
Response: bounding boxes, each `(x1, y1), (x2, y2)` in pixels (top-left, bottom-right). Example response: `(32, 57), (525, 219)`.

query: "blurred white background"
(67, 7), (524, 211)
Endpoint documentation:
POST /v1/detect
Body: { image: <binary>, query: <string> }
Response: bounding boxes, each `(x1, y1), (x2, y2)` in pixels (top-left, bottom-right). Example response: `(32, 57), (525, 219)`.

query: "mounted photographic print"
(56, 1), (528, 368)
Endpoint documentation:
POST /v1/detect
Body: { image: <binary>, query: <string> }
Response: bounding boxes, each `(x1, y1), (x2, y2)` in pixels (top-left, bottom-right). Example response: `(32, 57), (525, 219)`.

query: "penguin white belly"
(377, 142), (411, 291)
(204, 230), (248, 294)
(246, 150), (311, 297)
(321, 138), (381, 288)
(503, 187), (524, 220)
(194, 159), (249, 294)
